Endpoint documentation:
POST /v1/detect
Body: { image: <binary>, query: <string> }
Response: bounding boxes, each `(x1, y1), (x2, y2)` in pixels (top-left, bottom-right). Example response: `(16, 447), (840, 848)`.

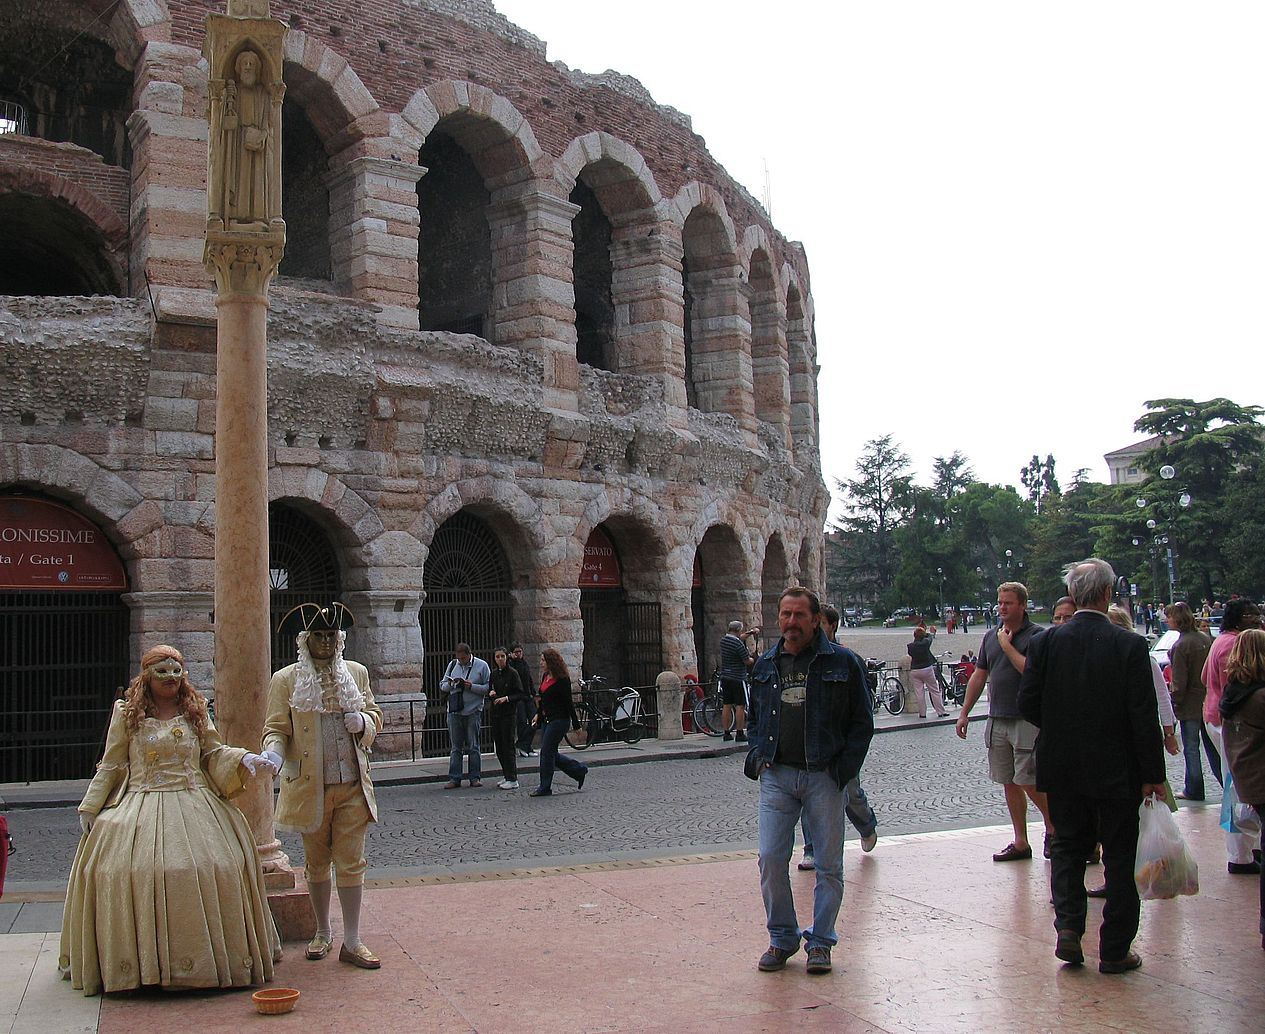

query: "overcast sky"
(493, 1), (1264, 521)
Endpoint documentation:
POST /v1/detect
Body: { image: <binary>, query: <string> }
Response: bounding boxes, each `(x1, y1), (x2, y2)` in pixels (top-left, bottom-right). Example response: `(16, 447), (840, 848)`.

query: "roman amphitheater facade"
(0, 1), (827, 777)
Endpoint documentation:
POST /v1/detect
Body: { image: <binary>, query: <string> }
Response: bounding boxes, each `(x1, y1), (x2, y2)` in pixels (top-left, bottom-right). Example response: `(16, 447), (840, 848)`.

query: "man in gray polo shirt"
(954, 581), (1054, 861)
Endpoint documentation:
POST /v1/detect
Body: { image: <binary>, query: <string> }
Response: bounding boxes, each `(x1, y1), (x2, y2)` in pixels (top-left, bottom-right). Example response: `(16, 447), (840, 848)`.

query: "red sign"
(0, 497), (127, 591)
(580, 527), (621, 587)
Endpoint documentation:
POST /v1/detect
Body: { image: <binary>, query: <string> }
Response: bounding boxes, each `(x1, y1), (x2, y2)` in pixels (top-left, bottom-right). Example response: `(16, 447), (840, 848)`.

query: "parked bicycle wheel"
(613, 691), (645, 744)
(696, 692), (726, 736)
(565, 701), (593, 749)
(881, 676), (905, 716)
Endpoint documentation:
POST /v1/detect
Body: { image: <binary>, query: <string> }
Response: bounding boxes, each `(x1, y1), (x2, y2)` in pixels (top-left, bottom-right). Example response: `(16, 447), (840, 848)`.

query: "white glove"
(344, 711), (365, 734)
(240, 752), (272, 776)
(261, 750), (284, 772)
(78, 812), (94, 835)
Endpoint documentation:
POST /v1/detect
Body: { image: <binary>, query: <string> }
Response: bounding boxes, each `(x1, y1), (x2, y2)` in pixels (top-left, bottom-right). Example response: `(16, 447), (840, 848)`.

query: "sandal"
(992, 842), (1033, 862)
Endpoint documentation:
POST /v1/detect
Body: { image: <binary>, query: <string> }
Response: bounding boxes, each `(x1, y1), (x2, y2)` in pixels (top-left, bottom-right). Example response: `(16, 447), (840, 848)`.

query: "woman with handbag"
(530, 648), (589, 797)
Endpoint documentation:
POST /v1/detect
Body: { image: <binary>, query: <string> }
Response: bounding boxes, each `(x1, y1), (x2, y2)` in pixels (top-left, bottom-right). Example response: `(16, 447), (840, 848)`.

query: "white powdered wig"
(288, 630), (366, 713)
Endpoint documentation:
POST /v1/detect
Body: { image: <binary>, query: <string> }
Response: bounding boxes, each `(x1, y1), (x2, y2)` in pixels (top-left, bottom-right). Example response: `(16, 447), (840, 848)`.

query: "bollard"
(655, 671), (684, 740)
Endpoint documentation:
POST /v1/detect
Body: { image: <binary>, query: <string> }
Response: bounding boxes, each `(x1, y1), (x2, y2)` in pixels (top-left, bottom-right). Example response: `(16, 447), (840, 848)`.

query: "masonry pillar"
(610, 219), (688, 420)
(488, 188), (581, 412)
(343, 589), (424, 697)
(203, 2), (288, 876)
(327, 155), (427, 330)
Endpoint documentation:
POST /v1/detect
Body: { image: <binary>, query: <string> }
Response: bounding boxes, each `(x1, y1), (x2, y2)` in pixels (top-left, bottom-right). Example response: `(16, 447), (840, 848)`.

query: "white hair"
(1063, 558), (1115, 608)
(288, 630), (365, 713)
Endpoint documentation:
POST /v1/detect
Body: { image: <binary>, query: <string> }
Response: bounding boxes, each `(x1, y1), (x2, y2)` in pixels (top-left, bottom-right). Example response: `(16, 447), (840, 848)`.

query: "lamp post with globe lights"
(1135, 465), (1192, 604)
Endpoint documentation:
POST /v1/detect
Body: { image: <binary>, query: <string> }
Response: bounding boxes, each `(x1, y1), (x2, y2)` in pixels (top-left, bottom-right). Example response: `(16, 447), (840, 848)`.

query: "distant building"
(1103, 436), (1164, 485)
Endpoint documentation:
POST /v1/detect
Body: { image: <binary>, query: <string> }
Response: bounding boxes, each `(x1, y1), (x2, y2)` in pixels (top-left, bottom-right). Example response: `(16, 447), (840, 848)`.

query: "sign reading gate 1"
(0, 497), (127, 590)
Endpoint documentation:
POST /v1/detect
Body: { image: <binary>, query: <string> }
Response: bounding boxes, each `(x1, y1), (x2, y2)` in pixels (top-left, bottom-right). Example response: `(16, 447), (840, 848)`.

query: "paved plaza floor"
(4, 801), (1261, 1032)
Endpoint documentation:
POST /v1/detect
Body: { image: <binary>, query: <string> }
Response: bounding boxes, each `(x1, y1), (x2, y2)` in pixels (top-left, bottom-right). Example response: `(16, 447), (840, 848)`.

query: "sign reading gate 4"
(0, 497), (127, 590)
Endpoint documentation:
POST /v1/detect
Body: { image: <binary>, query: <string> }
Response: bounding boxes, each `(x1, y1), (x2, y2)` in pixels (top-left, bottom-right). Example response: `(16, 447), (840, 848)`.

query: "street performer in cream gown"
(60, 645), (281, 995)
(262, 602), (384, 968)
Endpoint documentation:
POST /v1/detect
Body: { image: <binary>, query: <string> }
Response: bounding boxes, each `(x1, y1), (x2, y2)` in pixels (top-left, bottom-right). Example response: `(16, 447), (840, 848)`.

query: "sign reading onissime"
(0, 497), (127, 590)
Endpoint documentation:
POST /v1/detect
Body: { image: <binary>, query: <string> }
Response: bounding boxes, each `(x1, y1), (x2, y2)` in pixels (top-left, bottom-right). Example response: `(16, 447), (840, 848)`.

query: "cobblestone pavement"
(4, 724), (1209, 889)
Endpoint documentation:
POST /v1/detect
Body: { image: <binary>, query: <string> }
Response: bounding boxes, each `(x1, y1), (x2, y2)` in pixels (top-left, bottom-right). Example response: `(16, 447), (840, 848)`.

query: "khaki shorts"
(302, 781), (371, 887)
(986, 717), (1039, 786)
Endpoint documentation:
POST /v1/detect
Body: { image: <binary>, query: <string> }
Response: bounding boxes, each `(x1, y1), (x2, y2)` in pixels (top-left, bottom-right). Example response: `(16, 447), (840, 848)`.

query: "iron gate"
(268, 503), (341, 671)
(0, 591), (129, 782)
(579, 595), (662, 688)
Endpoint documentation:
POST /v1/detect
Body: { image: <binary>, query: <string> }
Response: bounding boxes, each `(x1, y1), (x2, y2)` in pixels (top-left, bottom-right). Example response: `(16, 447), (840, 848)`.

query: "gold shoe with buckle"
(339, 942), (381, 969)
(305, 934), (332, 960)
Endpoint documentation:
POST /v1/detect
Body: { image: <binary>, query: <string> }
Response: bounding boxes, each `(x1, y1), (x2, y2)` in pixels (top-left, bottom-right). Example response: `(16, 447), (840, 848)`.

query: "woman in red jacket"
(530, 648), (589, 797)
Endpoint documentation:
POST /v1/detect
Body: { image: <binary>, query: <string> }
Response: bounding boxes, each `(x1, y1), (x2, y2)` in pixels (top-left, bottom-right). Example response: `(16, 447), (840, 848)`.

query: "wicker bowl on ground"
(252, 987), (301, 1015)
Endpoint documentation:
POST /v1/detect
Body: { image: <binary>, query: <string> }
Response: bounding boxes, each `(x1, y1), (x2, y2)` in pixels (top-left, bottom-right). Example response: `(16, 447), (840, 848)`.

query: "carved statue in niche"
(219, 49), (273, 230)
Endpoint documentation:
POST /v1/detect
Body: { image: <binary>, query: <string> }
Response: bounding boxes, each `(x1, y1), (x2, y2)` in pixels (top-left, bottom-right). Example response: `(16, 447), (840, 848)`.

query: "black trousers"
(491, 713), (517, 781)
(1048, 792), (1142, 961)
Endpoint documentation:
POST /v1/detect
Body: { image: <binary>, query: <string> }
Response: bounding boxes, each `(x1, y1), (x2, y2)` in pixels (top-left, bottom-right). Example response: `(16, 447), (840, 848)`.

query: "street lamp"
(937, 567), (944, 620)
(1135, 465), (1192, 603)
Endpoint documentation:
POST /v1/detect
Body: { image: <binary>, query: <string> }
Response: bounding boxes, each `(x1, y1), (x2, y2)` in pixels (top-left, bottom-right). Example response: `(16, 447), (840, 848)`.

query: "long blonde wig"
(122, 644), (210, 738)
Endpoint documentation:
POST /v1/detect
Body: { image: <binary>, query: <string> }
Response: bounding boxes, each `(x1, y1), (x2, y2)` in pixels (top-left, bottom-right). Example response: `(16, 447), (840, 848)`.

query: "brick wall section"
(168, 1), (795, 276)
(0, 136), (130, 226)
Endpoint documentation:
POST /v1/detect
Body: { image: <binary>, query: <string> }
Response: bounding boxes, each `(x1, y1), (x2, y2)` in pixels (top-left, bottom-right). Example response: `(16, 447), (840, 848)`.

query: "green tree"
(1221, 455), (1265, 598)
(1020, 454), (1060, 514)
(1132, 397), (1264, 601)
(830, 435), (913, 609)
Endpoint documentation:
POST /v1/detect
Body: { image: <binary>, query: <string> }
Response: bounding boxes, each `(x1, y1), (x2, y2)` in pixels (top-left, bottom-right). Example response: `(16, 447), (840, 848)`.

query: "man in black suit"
(1018, 558), (1166, 974)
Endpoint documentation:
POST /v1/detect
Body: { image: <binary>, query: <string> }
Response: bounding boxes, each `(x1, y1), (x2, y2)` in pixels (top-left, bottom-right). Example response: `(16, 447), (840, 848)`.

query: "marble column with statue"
(202, 1), (294, 908)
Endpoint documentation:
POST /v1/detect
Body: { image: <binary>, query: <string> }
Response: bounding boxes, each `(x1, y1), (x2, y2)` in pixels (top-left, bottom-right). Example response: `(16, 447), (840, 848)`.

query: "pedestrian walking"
(530, 648), (589, 797)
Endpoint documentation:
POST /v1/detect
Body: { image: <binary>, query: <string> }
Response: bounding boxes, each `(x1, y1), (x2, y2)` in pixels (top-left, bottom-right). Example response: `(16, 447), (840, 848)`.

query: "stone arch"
(416, 476), (551, 576)
(691, 519), (760, 676)
(558, 134), (666, 376)
(760, 532), (793, 633)
(0, 163), (128, 295)
(782, 264), (819, 466)
(672, 184), (753, 432)
(741, 227), (789, 439)
(399, 81), (542, 187)
(0, 444), (146, 560)
(281, 32), (387, 152)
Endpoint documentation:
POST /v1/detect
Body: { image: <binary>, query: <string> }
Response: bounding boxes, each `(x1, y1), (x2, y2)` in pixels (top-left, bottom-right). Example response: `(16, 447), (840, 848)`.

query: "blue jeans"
(801, 776), (876, 853)
(1178, 718), (1207, 799)
(447, 710), (483, 782)
(758, 764), (846, 951)
(538, 718), (587, 791)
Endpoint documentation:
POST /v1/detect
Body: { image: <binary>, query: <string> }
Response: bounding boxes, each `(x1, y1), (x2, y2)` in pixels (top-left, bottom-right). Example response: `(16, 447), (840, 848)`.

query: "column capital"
(325, 155), (428, 192)
(203, 230), (285, 296)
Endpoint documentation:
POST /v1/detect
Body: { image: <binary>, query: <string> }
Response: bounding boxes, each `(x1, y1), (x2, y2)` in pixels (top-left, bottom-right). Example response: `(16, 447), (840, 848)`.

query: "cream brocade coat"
(60, 701), (280, 995)
(262, 660), (382, 834)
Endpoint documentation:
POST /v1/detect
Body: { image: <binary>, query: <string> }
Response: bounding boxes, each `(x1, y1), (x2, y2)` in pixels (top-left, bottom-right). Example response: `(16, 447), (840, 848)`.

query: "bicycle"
(565, 675), (646, 749)
(693, 670), (753, 736)
(934, 651), (967, 709)
(865, 659), (904, 716)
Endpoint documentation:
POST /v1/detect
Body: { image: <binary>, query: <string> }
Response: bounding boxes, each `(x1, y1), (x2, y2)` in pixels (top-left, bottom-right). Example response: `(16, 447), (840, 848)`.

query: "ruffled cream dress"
(60, 700), (280, 995)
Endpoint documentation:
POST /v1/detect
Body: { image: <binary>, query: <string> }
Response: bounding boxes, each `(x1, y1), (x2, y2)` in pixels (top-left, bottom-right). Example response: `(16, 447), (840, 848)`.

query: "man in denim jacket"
(746, 586), (874, 975)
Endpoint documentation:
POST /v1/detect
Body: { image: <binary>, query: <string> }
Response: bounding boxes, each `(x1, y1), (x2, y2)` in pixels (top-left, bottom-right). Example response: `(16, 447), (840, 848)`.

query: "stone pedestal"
(655, 671), (683, 741)
(268, 882), (317, 942)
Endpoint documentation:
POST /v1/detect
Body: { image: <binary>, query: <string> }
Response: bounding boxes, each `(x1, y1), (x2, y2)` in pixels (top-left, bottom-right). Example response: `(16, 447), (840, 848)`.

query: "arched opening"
(0, 10), (131, 168)
(578, 523), (662, 687)
(682, 253), (698, 408)
(681, 207), (742, 417)
(419, 511), (513, 693)
(787, 282), (817, 460)
(570, 179), (615, 371)
(268, 502), (342, 672)
(278, 99), (332, 284)
(749, 248), (786, 430)
(417, 129), (491, 336)
(694, 524), (752, 676)
(761, 536), (791, 633)
(0, 191), (121, 295)
(0, 493), (128, 782)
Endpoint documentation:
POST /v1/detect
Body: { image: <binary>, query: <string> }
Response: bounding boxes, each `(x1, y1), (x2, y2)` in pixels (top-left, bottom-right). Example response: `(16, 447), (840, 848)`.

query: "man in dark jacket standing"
(746, 586), (874, 976)
(1019, 558), (1166, 974)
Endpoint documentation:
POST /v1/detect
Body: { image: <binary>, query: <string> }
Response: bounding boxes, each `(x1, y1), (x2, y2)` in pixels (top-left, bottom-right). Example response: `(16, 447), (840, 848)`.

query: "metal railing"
(0, 100), (28, 136)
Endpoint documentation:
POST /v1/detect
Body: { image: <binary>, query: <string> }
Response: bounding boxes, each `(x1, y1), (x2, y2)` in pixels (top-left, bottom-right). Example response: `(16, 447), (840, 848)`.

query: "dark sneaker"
(1099, 952), (1141, 974)
(722, 731), (734, 741)
(805, 946), (832, 974)
(1229, 861), (1261, 875)
(1055, 929), (1084, 965)
(861, 831), (878, 853)
(757, 945), (799, 972)
(797, 854), (815, 871)
(735, 731), (747, 742)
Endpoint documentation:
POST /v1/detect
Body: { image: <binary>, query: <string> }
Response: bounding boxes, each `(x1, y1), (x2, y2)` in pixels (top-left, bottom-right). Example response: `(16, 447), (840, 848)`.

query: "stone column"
(487, 188), (581, 412)
(203, 4), (288, 877)
(326, 155), (427, 330)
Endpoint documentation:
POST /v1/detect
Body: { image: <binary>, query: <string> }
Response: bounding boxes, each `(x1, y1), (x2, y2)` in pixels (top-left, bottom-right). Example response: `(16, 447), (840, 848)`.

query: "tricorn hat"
(276, 601), (355, 636)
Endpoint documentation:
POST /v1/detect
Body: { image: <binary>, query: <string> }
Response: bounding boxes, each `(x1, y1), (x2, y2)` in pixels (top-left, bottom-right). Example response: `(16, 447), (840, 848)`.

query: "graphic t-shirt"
(774, 647), (814, 767)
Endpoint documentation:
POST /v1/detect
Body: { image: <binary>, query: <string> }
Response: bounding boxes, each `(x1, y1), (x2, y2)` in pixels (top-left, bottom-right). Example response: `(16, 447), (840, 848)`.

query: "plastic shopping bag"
(1134, 793), (1199, 900)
